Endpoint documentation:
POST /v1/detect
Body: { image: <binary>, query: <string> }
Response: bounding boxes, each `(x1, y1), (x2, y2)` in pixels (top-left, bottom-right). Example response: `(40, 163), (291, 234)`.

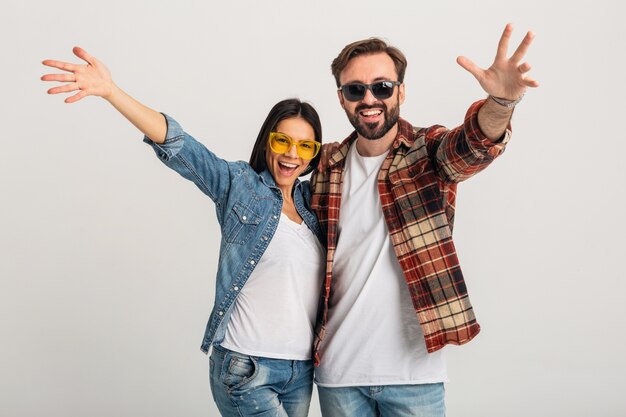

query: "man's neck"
(354, 123), (399, 157)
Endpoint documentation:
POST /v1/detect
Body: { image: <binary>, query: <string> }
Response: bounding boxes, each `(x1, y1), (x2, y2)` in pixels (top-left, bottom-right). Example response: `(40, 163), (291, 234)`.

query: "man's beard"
(346, 99), (400, 140)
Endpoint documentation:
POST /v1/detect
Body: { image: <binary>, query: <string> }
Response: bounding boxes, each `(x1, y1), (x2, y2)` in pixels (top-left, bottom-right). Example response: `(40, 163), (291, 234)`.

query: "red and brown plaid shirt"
(310, 99), (510, 365)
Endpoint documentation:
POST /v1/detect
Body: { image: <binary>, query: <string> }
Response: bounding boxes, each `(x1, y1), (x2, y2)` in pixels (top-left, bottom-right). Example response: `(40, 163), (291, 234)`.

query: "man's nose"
(361, 87), (378, 105)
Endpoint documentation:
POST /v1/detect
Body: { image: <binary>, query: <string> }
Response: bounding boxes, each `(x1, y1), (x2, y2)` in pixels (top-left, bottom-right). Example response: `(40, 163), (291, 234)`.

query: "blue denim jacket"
(144, 114), (322, 353)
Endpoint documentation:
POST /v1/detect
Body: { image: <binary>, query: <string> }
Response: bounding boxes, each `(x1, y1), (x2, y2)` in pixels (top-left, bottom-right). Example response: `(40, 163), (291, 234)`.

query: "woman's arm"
(42, 47), (167, 143)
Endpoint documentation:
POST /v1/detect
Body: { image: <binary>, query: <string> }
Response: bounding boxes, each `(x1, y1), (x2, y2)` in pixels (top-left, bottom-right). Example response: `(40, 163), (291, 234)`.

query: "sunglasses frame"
(339, 80), (402, 102)
(268, 132), (321, 160)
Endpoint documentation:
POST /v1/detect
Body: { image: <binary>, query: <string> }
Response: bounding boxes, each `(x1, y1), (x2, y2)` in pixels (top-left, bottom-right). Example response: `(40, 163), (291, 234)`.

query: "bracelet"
(489, 94), (524, 108)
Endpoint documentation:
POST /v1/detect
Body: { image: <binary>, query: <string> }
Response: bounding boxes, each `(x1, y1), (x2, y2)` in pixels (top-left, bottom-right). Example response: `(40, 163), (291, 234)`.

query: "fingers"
(518, 62), (532, 73)
(42, 45), (93, 70)
(510, 31), (535, 63)
(495, 23), (513, 61)
(456, 56), (484, 82)
(317, 142), (341, 171)
(47, 83), (79, 95)
(41, 59), (77, 72)
(522, 77), (540, 88)
(41, 73), (76, 83)
(65, 90), (87, 103)
(72, 46), (94, 65)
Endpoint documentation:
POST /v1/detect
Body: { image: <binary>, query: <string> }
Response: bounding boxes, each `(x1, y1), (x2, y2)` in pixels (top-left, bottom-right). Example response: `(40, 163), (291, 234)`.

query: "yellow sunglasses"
(268, 132), (320, 160)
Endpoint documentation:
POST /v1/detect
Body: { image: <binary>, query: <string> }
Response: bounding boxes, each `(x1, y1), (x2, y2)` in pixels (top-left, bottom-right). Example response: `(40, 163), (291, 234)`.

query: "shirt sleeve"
(143, 113), (232, 203)
(429, 99), (512, 184)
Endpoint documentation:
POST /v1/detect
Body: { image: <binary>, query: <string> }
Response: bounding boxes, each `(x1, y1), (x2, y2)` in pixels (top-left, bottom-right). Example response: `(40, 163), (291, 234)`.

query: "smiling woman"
(41, 47), (325, 417)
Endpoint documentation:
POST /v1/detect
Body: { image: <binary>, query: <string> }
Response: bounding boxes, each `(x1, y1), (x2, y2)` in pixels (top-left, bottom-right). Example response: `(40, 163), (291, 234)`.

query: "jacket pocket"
(223, 202), (262, 244)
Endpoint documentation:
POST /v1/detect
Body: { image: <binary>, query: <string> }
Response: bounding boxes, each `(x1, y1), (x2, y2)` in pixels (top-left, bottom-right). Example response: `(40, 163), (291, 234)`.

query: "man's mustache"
(355, 103), (386, 113)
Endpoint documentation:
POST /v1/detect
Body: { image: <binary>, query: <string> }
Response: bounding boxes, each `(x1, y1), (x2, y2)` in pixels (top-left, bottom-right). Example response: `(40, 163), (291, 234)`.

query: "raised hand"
(42, 47), (166, 142)
(41, 47), (115, 103)
(457, 23), (539, 101)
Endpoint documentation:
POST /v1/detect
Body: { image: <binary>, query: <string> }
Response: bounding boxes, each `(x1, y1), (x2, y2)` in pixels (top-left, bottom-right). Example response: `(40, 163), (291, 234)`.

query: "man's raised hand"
(457, 23), (539, 101)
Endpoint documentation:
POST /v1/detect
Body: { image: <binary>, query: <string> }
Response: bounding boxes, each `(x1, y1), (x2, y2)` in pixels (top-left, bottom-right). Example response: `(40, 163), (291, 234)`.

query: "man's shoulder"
(394, 118), (435, 152)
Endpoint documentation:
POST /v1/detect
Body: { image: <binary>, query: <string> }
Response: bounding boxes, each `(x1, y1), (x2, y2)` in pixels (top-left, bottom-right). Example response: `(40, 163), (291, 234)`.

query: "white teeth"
(279, 162), (297, 168)
(361, 109), (382, 116)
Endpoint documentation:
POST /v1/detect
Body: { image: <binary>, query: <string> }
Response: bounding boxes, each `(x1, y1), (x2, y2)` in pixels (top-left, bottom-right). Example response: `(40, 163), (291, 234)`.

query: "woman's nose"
(286, 143), (299, 158)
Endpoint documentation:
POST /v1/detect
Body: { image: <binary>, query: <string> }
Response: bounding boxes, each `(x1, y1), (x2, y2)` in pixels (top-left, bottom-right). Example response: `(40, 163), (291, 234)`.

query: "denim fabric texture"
(318, 383), (445, 417)
(144, 114), (322, 353)
(210, 345), (314, 417)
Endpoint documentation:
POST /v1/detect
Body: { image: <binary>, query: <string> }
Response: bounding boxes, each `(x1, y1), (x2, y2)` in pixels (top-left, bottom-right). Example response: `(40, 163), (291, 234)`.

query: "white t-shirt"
(221, 213), (324, 360)
(315, 144), (448, 387)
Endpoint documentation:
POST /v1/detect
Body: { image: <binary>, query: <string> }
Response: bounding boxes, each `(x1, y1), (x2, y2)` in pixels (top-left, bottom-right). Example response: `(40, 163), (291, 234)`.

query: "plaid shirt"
(310, 99), (510, 365)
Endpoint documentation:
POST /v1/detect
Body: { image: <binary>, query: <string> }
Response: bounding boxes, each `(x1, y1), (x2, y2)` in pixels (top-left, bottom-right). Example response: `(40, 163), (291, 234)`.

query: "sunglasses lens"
(371, 81), (395, 99)
(270, 133), (291, 153)
(341, 82), (397, 101)
(270, 133), (320, 159)
(343, 84), (366, 101)
(297, 141), (320, 159)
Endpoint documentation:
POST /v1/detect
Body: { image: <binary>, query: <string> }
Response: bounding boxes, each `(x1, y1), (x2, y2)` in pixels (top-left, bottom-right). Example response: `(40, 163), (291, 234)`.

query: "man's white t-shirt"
(315, 144), (448, 387)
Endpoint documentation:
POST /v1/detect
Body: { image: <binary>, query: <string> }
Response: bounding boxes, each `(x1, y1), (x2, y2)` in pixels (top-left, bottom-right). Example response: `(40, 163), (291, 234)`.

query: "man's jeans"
(317, 383), (445, 417)
(209, 345), (313, 417)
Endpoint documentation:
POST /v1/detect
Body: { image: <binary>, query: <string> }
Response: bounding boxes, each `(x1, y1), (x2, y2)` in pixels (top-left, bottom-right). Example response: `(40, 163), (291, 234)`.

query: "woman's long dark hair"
(249, 98), (322, 176)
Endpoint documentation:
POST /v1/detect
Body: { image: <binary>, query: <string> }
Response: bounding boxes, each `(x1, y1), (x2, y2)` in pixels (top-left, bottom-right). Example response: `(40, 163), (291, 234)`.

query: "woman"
(42, 47), (324, 417)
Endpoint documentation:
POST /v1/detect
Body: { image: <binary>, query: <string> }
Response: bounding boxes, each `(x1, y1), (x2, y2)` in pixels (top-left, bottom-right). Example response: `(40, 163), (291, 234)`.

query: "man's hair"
(331, 38), (408, 87)
(249, 98), (322, 177)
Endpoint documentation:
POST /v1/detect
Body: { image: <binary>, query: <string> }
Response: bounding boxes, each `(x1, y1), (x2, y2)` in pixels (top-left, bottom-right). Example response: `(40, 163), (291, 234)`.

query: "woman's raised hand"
(42, 47), (115, 103)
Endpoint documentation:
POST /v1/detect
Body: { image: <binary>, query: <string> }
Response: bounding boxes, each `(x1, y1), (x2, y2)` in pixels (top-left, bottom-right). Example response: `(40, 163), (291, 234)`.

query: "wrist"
(103, 83), (121, 102)
(489, 93), (524, 108)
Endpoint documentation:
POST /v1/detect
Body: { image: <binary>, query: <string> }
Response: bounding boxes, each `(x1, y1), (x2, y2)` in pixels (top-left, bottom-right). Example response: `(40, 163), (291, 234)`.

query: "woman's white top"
(221, 212), (324, 360)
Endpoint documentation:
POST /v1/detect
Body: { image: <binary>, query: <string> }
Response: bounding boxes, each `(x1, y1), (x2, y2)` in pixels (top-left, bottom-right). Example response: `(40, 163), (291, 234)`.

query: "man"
(310, 24), (538, 416)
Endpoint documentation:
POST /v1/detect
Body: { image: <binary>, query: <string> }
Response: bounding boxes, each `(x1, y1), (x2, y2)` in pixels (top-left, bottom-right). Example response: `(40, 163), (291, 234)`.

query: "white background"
(2, 1), (625, 416)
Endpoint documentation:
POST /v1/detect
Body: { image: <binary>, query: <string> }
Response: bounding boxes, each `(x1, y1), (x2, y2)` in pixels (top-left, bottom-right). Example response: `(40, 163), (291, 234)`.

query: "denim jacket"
(144, 114), (322, 353)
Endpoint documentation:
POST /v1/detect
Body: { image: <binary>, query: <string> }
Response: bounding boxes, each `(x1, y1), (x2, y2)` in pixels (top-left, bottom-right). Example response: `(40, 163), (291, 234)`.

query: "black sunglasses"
(339, 81), (401, 102)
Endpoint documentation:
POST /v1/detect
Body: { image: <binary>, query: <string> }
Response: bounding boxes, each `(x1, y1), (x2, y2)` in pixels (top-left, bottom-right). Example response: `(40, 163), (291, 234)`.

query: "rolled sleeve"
(143, 113), (186, 161)
(142, 113), (234, 203)
(464, 99), (512, 158)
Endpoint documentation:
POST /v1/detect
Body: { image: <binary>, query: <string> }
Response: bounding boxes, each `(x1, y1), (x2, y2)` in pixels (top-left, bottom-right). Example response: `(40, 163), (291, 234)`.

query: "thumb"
(73, 46), (95, 65)
(456, 56), (482, 80)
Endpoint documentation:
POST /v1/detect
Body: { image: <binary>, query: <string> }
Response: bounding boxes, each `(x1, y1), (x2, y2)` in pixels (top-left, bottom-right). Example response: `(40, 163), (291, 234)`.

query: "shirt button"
(273, 215), (278, 219)
(218, 311), (224, 316)
(242, 216), (247, 221)
(263, 236), (268, 241)
(250, 260), (256, 265)
(233, 286), (239, 291)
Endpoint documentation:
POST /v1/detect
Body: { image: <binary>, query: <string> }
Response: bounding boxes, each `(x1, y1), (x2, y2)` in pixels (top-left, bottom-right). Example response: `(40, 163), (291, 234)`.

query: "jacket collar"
(258, 169), (301, 191)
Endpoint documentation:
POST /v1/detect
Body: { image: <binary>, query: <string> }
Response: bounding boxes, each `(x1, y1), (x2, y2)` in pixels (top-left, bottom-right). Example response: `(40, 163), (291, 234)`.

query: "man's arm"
(477, 98), (516, 140)
(457, 23), (539, 141)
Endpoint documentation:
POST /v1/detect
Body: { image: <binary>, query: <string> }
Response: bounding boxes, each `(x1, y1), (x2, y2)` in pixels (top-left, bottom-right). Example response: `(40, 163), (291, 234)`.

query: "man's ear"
(399, 83), (406, 106)
(337, 89), (345, 108)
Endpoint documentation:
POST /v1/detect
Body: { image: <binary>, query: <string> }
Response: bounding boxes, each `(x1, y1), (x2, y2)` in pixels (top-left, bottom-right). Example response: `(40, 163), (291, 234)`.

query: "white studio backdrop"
(1, 0), (625, 416)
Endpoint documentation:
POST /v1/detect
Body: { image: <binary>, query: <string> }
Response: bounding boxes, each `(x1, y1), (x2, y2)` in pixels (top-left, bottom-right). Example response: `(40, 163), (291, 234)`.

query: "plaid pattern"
(311, 99), (510, 365)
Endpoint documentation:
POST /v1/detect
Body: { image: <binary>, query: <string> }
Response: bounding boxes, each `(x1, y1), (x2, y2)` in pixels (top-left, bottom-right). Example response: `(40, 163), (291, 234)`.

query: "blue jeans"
(209, 345), (314, 417)
(317, 383), (445, 417)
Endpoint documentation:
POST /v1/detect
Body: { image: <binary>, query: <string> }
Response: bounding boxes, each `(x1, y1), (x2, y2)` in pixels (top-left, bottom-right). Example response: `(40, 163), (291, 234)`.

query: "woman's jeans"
(209, 345), (314, 417)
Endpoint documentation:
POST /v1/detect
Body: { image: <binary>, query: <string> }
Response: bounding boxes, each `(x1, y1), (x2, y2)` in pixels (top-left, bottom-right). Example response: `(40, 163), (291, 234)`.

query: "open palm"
(41, 47), (114, 103)
(457, 24), (539, 100)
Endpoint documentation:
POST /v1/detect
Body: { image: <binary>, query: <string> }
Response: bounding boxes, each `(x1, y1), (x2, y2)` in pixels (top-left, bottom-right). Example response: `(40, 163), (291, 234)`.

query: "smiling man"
(311, 24), (538, 416)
